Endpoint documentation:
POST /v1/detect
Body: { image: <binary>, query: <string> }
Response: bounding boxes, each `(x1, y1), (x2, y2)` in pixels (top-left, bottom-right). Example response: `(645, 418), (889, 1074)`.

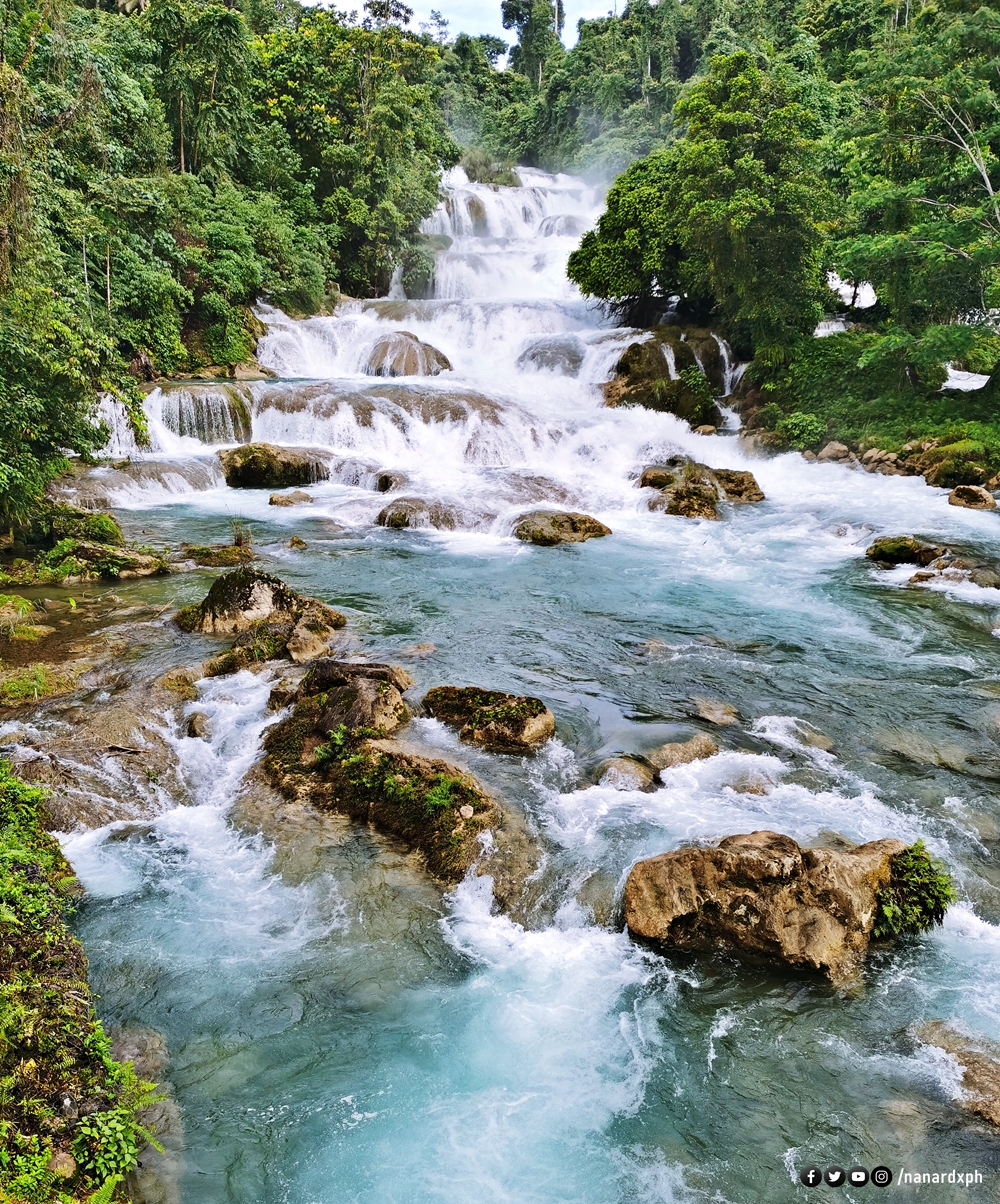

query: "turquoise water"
(58, 168), (1000, 1201)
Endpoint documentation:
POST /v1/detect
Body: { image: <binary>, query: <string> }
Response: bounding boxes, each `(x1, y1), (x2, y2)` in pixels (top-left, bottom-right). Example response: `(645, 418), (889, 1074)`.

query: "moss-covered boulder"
(218, 443), (330, 489)
(48, 506), (124, 547)
(28, 540), (167, 583)
(865, 536), (946, 566)
(911, 439), (988, 489)
(175, 568), (347, 668)
(602, 331), (722, 427)
(423, 685), (555, 752)
(513, 511), (611, 546)
(641, 459), (764, 520)
(376, 497), (461, 530)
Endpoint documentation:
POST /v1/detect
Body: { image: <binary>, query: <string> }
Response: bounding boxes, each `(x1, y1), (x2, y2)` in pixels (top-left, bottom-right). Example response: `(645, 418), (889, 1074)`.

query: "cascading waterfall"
(64, 163), (1000, 1204)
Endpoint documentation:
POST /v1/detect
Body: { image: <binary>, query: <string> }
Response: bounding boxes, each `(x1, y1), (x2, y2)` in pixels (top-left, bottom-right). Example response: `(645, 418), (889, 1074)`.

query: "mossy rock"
(203, 622), (293, 677)
(184, 544), (255, 567)
(217, 443), (329, 489)
(603, 337), (721, 425)
(513, 511), (612, 546)
(49, 506), (124, 547)
(423, 685), (555, 752)
(176, 567), (301, 634)
(865, 536), (945, 566)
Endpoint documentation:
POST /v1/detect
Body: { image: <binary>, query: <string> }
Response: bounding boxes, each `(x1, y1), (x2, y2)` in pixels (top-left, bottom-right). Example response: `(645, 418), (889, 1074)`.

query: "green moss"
(184, 545), (255, 568)
(0, 665), (80, 707)
(173, 605), (201, 633)
(0, 761), (161, 1202)
(49, 509), (124, 548)
(872, 841), (957, 940)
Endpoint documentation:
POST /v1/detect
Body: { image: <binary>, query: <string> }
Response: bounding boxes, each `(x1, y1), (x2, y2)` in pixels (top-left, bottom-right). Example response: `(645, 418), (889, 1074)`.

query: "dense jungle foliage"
(3, 0), (1000, 521)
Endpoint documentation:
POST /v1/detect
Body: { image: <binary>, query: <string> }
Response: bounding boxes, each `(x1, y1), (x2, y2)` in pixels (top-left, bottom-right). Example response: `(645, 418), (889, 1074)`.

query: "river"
(40, 167), (1000, 1201)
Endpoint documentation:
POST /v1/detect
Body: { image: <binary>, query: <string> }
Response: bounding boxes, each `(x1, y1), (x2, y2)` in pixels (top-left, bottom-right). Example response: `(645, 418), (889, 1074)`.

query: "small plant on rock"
(872, 841), (956, 940)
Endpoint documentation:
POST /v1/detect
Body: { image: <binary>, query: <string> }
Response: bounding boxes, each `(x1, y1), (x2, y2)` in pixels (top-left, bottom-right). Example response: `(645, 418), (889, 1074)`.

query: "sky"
(407, 1), (618, 49)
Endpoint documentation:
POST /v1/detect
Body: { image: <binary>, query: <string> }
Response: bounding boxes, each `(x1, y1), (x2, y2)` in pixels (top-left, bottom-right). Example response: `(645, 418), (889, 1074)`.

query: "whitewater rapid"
(53, 165), (1000, 1203)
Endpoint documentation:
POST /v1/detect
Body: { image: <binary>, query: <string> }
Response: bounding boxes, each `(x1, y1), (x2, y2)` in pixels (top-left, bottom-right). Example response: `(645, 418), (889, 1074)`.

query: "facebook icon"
(800, 1166), (822, 1187)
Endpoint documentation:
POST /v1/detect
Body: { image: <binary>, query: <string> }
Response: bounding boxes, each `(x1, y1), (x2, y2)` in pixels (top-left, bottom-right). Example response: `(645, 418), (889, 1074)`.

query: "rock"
(289, 535), (307, 549)
(817, 441), (850, 462)
(648, 732), (719, 772)
(624, 830), (908, 983)
(909, 439), (988, 488)
(47, 505), (124, 547)
(376, 497), (462, 530)
(174, 568), (344, 638)
(602, 329), (722, 425)
(301, 659), (416, 696)
(365, 331), (451, 376)
(183, 544), (254, 567)
(693, 697), (739, 726)
(713, 468), (766, 504)
(399, 642), (436, 658)
(47, 1152), (77, 1179)
(375, 471), (406, 493)
(916, 1021), (1000, 1126)
(269, 490), (314, 507)
(948, 484), (997, 510)
(641, 459), (764, 519)
(515, 335), (585, 377)
(513, 511), (612, 546)
(218, 443), (329, 489)
(316, 676), (409, 737)
(595, 757), (656, 791)
(695, 424), (717, 436)
(423, 685), (555, 752)
(865, 536), (946, 566)
(186, 712), (212, 739)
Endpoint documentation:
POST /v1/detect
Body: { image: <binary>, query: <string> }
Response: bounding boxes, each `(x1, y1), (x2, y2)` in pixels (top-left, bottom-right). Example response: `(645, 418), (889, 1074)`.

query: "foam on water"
(68, 167), (1000, 1202)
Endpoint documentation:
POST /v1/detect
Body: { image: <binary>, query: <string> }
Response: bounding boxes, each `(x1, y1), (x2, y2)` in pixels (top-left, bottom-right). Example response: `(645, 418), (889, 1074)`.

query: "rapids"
(50, 166), (1000, 1201)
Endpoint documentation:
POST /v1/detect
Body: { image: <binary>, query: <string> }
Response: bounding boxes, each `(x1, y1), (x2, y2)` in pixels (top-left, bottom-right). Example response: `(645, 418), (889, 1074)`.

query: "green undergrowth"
(0, 761), (160, 1203)
(756, 332), (1000, 457)
(872, 841), (957, 941)
(0, 665), (82, 708)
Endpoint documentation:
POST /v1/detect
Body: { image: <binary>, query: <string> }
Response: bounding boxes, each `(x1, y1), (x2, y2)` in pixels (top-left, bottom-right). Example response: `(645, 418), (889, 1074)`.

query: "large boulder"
(218, 443), (329, 489)
(602, 327), (725, 425)
(624, 830), (909, 983)
(364, 331), (451, 377)
(174, 568), (346, 667)
(865, 536), (946, 566)
(513, 511), (612, 546)
(423, 685), (555, 752)
(594, 757), (655, 791)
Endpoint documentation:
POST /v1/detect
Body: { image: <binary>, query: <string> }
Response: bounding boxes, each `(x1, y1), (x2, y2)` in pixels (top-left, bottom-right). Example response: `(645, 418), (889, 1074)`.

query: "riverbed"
(15, 167), (1000, 1202)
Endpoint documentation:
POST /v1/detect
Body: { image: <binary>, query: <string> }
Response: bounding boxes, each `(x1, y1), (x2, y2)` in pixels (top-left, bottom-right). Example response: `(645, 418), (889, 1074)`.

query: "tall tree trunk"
(179, 94), (185, 172)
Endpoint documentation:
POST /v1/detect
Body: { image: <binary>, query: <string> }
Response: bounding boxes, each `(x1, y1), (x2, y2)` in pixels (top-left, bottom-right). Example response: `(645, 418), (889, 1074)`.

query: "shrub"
(873, 841), (957, 940)
(775, 411), (827, 450)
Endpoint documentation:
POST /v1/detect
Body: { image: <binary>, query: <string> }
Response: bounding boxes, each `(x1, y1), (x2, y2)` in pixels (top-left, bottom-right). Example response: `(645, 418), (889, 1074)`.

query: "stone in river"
(865, 535), (946, 566)
(423, 685), (555, 752)
(269, 490), (314, 507)
(186, 711), (212, 739)
(594, 757), (656, 791)
(648, 732), (719, 772)
(713, 468), (766, 504)
(916, 1021), (1000, 1126)
(625, 830), (909, 983)
(817, 441), (850, 462)
(364, 331), (451, 377)
(948, 484), (997, 510)
(218, 443), (329, 489)
(693, 696), (739, 726)
(513, 510), (612, 546)
(376, 497), (462, 530)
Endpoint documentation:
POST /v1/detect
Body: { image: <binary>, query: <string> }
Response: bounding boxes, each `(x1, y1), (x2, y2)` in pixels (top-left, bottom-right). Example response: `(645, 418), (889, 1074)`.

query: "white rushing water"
(66, 165), (1000, 1203)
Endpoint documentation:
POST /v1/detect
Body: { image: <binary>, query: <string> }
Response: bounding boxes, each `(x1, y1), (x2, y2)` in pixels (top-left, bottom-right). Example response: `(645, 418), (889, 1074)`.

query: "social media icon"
(825, 1166), (846, 1186)
(799, 1166), (822, 1187)
(849, 1166), (869, 1185)
(871, 1165), (893, 1187)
